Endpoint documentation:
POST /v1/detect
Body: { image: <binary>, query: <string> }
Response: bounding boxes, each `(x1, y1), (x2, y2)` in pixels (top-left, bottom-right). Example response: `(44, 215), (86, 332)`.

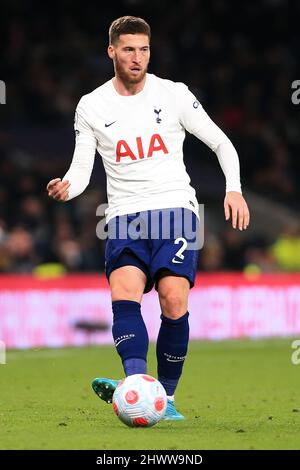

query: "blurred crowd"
(0, 0), (300, 274)
(0, 146), (106, 273)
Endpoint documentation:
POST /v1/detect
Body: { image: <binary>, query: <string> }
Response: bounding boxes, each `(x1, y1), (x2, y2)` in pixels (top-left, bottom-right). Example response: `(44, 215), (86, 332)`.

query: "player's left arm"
(177, 83), (250, 230)
(224, 191), (250, 231)
(212, 135), (250, 230)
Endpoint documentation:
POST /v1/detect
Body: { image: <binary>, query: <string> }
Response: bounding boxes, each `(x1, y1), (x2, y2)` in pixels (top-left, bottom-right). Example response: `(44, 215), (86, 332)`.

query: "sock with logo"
(156, 312), (189, 396)
(112, 300), (148, 376)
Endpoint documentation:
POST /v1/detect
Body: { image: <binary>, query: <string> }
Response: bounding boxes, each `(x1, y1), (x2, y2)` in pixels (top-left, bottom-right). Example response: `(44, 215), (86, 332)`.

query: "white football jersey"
(65, 73), (241, 221)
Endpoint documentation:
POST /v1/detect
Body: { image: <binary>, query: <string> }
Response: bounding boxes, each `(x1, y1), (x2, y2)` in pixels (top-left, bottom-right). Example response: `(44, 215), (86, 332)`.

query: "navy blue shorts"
(105, 207), (200, 293)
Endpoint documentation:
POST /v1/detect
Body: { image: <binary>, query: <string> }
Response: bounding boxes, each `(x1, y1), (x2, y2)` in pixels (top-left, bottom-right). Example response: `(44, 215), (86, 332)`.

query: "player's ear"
(107, 45), (114, 60)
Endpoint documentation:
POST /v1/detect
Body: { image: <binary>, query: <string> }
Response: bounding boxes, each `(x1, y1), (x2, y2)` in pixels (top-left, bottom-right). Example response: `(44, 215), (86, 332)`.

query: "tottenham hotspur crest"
(154, 107), (162, 124)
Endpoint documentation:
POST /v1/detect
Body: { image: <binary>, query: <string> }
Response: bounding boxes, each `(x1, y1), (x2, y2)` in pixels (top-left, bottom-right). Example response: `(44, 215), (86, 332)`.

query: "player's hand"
(47, 178), (70, 202)
(224, 191), (250, 230)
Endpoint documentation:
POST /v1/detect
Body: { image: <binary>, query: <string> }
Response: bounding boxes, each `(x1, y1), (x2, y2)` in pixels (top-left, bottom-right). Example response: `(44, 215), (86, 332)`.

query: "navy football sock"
(112, 300), (149, 376)
(156, 312), (189, 396)
(123, 358), (147, 376)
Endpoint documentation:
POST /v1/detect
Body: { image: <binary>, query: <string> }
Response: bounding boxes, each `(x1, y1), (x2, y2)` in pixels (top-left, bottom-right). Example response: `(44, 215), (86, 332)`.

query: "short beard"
(114, 58), (147, 86)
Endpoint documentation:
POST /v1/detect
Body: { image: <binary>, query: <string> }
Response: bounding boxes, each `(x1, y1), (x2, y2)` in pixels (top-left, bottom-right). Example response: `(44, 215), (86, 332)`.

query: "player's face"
(108, 34), (150, 85)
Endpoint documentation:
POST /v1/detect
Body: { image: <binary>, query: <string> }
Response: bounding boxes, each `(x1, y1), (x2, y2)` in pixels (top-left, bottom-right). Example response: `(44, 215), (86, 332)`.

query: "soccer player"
(47, 16), (250, 420)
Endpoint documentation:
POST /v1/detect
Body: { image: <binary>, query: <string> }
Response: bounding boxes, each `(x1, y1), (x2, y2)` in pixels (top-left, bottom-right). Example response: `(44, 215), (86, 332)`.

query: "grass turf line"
(0, 339), (299, 449)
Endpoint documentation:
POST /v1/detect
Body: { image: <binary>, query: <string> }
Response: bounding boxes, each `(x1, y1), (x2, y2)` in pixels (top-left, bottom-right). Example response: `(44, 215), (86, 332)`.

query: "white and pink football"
(112, 374), (167, 428)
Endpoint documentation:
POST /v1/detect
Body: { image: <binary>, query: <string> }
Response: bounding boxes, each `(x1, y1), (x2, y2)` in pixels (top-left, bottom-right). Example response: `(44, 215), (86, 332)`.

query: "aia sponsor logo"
(116, 134), (168, 162)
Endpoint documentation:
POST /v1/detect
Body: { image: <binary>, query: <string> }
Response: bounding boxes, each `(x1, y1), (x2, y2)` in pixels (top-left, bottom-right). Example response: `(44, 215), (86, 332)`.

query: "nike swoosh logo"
(115, 338), (131, 347)
(166, 358), (185, 362)
(105, 121), (117, 127)
(172, 258), (183, 264)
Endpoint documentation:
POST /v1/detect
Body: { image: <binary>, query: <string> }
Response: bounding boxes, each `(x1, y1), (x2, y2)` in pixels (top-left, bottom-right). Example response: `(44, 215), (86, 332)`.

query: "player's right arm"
(47, 178), (70, 201)
(47, 99), (97, 202)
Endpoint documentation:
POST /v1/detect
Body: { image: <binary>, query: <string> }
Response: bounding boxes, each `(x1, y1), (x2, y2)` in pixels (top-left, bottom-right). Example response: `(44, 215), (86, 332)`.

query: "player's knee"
(159, 293), (187, 319)
(109, 266), (146, 303)
(110, 274), (142, 301)
(110, 283), (141, 302)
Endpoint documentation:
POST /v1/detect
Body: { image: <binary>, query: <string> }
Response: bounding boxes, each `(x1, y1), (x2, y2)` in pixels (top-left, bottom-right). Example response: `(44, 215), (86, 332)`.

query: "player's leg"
(109, 264), (149, 377)
(92, 263), (150, 403)
(93, 212), (154, 403)
(156, 273), (190, 419)
(150, 207), (199, 419)
(109, 264), (146, 302)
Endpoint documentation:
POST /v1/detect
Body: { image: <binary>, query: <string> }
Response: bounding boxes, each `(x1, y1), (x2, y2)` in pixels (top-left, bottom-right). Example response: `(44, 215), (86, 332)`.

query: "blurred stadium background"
(0, 0), (300, 348)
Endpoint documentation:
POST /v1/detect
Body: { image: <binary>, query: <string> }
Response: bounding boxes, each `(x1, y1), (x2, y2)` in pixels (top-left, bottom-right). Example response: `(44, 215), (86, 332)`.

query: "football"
(112, 374), (167, 427)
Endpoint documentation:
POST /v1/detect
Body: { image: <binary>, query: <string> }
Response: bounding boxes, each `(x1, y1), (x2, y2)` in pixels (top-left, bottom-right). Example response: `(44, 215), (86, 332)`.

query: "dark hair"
(109, 16), (151, 45)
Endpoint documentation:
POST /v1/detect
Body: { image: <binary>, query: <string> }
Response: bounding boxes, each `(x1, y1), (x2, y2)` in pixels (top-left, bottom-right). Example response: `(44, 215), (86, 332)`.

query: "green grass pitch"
(0, 339), (299, 450)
